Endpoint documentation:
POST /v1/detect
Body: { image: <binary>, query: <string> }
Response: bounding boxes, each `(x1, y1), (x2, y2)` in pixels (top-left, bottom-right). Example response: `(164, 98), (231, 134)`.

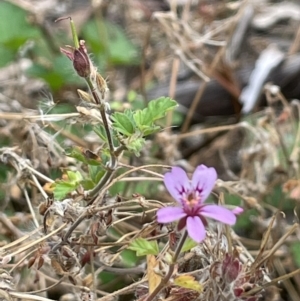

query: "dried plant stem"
(254, 223), (298, 269)
(9, 291), (57, 301)
(52, 199), (153, 252)
(0, 226), (41, 252)
(10, 223), (66, 257)
(243, 268), (300, 297)
(0, 112), (81, 121)
(31, 173), (50, 199)
(266, 108), (290, 167)
(273, 258), (300, 301)
(145, 231), (188, 301)
(176, 124), (237, 140)
(23, 188), (39, 228)
(97, 279), (147, 301)
(27, 277), (65, 294)
(51, 213), (88, 253)
(91, 247), (96, 297)
(181, 44), (224, 133)
(290, 101), (300, 175)
(166, 57), (180, 129)
(39, 271), (109, 296)
(9, 248), (37, 273)
(0, 212), (24, 239)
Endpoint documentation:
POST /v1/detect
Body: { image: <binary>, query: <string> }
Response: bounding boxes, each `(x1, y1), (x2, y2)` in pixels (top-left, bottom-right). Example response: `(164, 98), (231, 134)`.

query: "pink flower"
(157, 165), (241, 243)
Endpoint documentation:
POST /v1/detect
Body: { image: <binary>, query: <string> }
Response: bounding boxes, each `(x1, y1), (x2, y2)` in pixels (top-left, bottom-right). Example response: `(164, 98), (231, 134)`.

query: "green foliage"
(111, 97), (177, 155)
(0, 2), (139, 90)
(291, 242), (300, 267)
(26, 55), (82, 91)
(53, 181), (78, 201)
(53, 170), (82, 200)
(120, 249), (139, 267)
(66, 146), (102, 166)
(223, 193), (254, 230)
(94, 124), (109, 143)
(128, 238), (159, 256)
(88, 165), (105, 184)
(134, 97), (177, 129)
(82, 19), (139, 67)
(111, 110), (135, 136)
(0, 2), (40, 67)
(97, 271), (126, 292)
(264, 185), (294, 210)
(181, 237), (198, 252)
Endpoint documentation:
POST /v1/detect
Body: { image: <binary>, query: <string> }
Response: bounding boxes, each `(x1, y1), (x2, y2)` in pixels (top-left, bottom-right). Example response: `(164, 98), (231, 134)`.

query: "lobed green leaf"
(128, 238), (159, 256)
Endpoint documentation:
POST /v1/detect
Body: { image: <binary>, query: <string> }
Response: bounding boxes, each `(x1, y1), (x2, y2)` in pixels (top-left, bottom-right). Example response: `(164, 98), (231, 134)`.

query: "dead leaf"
(147, 255), (161, 293)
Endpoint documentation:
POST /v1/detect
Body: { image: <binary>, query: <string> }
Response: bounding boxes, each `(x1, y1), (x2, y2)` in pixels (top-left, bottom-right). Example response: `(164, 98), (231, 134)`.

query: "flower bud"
(77, 89), (93, 103)
(73, 40), (90, 77)
(95, 72), (108, 99)
(60, 40), (91, 78)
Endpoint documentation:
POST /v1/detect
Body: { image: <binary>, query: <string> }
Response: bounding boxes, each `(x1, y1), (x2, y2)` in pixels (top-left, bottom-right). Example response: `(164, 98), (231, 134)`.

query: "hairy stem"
(84, 77), (118, 199)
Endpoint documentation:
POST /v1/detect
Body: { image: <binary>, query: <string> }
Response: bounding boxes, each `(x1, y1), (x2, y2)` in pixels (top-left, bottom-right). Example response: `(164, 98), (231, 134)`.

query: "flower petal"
(232, 207), (244, 215)
(186, 216), (206, 243)
(60, 47), (75, 61)
(164, 167), (191, 203)
(157, 207), (186, 223)
(192, 165), (217, 202)
(201, 205), (236, 225)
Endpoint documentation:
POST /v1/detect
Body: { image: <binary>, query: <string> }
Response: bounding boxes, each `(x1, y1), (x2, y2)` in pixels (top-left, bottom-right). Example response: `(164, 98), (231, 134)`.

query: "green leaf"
(88, 165), (105, 184)
(139, 125), (161, 136)
(80, 179), (95, 190)
(128, 238), (159, 256)
(66, 170), (82, 183)
(26, 55), (82, 91)
(126, 137), (145, 156)
(66, 147), (87, 164)
(52, 170), (83, 200)
(111, 110), (136, 136)
(120, 249), (139, 267)
(53, 181), (77, 200)
(66, 146), (102, 166)
(181, 237), (198, 252)
(0, 2), (40, 67)
(147, 97), (178, 121)
(134, 97), (177, 131)
(133, 109), (152, 128)
(93, 124), (108, 142)
(82, 19), (139, 67)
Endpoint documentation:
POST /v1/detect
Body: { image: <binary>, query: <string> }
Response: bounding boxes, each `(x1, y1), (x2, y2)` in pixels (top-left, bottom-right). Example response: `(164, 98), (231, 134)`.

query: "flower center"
(184, 193), (200, 208)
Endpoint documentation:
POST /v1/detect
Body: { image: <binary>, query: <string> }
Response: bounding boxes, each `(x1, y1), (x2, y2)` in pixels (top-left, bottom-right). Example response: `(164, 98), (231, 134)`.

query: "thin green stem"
(70, 18), (79, 49)
(145, 231), (188, 301)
